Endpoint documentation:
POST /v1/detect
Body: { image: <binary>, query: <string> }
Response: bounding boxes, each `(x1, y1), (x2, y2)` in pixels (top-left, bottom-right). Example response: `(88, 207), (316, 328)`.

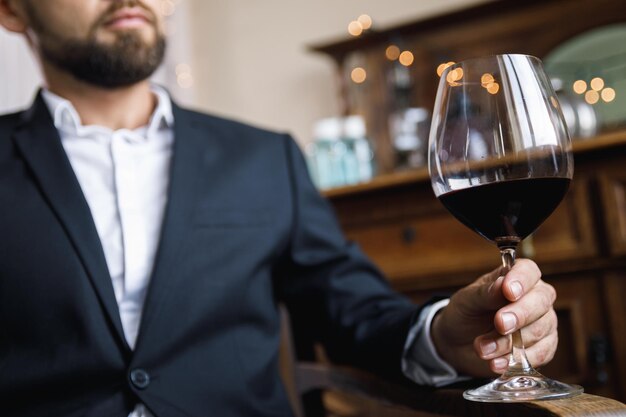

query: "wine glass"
(428, 54), (583, 402)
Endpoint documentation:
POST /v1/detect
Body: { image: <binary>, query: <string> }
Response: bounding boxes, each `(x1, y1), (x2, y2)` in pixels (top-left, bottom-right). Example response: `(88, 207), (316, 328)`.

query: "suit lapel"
(14, 96), (220, 352)
(134, 103), (214, 348)
(12, 93), (129, 351)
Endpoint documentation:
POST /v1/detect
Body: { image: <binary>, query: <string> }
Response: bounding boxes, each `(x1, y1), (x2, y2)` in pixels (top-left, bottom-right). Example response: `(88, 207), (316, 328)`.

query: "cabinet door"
(603, 272), (626, 401)
(598, 167), (626, 256)
(536, 274), (619, 400)
(522, 175), (598, 263)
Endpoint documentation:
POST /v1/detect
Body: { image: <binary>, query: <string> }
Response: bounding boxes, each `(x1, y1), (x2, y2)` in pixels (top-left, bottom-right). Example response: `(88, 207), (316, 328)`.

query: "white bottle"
(343, 115), (374, 183)
(311, 118), (346, 189)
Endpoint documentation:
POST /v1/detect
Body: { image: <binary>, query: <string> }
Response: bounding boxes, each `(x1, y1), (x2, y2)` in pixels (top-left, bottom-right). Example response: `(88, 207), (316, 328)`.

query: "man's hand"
(431, 259), (558, 377)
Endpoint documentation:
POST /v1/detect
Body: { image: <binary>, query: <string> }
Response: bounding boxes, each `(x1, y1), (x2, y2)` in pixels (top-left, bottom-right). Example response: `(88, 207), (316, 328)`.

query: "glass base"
(463, 368), (583, 402)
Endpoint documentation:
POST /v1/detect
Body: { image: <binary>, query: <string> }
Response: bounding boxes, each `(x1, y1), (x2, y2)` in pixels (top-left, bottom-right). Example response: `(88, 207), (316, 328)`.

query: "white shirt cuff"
(402, 299), (470, 387)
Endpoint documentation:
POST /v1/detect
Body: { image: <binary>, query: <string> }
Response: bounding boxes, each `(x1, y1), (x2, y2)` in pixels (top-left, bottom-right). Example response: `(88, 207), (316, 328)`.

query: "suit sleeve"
(276, 134), (423, 380)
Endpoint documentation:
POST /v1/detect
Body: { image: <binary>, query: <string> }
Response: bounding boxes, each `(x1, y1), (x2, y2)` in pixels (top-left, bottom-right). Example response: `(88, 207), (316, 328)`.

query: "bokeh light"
(351, 67), (367, 84)
(385, 45), (400, 61)
(572, 80), (587, 94)
(398, 51), (414, 67)
(357, 14), (372, 30)
(585, 89), (600, 104)
(436, 62), (455, 77)
(446, 68), (463, 83)
(348, 21), (363, 37)
(481, 73), (495, 86)
(590, 77), (605, 91)
(486, 83), (500, 95)
(601, 87), (616, 103)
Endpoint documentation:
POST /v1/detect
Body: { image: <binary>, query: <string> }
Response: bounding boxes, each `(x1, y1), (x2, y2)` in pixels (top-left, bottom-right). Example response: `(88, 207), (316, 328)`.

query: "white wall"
(0, 31), (41, 114)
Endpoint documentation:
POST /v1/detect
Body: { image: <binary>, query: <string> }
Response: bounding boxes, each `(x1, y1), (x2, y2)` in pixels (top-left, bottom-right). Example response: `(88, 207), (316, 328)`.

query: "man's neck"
(44, 65), (157, 131)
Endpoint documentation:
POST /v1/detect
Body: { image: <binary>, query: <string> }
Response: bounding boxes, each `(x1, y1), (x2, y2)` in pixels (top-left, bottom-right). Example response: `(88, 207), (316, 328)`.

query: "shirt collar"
(41, 84), (175, 138)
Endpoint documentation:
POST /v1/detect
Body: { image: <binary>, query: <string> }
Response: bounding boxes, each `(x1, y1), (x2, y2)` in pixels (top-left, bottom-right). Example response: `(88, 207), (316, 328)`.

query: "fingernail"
(501, 312), (517, 333)
(480, 340), (497, 356)
(510, 281), (523, 300)
(493, 357), (508, 370)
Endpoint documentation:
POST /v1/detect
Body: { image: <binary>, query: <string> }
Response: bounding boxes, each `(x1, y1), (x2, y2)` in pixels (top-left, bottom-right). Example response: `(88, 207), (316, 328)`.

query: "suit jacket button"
(130, 368), (151, 390)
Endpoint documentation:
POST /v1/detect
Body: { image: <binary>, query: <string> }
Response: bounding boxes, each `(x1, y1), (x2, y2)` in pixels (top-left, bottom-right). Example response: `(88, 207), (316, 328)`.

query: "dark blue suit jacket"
(0, 93), (420, 416)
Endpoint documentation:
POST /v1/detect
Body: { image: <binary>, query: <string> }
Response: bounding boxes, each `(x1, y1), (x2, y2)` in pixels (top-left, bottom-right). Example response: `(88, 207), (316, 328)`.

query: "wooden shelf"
(324, 130), (626, 199)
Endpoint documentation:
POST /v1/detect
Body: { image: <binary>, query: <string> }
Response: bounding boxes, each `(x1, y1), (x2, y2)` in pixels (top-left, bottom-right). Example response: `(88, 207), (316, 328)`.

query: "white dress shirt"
(42, 86), (173, 417)
(41, 87), (458, 417)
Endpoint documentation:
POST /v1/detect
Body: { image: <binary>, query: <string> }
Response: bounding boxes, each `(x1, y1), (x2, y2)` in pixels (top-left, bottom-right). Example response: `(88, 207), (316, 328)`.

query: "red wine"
(438, 177), (570, 248)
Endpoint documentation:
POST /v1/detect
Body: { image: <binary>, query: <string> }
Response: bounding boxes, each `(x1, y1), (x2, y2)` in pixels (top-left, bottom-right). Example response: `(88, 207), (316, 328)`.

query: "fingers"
(458, 259), (558, 376)
(484, 330), (559, 374)
(472, 330), (512, 374)
(451, 267), (507, 315)
(453, 259), (543, 318)
(524, 326), (558, 368)
(494, 279), (556, 335)
(474, 330), (509, 361)
(501, 258), (542, 302)
(475, 308), (558, 374)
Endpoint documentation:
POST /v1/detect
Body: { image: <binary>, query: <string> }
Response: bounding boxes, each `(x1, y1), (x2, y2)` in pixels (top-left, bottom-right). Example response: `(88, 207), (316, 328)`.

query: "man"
(0, 0), (558, 416)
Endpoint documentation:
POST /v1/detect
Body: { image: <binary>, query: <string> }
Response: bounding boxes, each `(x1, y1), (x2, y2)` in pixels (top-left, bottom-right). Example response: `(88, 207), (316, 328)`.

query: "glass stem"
(500, 248), (532, 374)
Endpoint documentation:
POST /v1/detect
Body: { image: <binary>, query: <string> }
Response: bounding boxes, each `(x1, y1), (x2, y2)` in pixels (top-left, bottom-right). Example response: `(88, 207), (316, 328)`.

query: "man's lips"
(103, 8), (152, 29)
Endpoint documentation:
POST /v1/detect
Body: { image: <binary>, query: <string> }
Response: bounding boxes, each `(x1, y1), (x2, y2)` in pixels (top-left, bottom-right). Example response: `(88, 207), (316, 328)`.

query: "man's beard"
(40, 33), (166, 88)
(24, 2), (166, 88)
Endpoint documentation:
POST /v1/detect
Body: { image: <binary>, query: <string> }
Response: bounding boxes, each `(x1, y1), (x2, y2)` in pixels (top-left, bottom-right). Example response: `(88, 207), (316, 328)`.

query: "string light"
(398, 51), (414, 67)
(446, 68), (463, 83)
(486, 83), (500, 95)
(479, 72), (498, 94)
(481, 73), (494, 86)
(357, 14), (372, 30)
(348, 13), (373, 37)
(436, 62), (455, 77)
(572, 80), (587, 95)
(601, 87), (616, 103)
(585, 90), (599, 105)
(590, 77), (605, 91)
(385, 45), (400, 61)
(348, 21), (363, 37)
(351, 67), (367, 84)
(573, 77), (615, 105)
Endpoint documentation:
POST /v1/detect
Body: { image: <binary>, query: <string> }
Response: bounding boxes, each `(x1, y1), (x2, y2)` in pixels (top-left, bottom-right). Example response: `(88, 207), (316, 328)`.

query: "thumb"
(431, 266), (509, 370)
(453, 267), (508, 316)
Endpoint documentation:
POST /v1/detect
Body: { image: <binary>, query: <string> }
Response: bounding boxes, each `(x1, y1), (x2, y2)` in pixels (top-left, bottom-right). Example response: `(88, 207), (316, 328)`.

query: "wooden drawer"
(339, 177), (598, 287)
(343, 209), (494, 285)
